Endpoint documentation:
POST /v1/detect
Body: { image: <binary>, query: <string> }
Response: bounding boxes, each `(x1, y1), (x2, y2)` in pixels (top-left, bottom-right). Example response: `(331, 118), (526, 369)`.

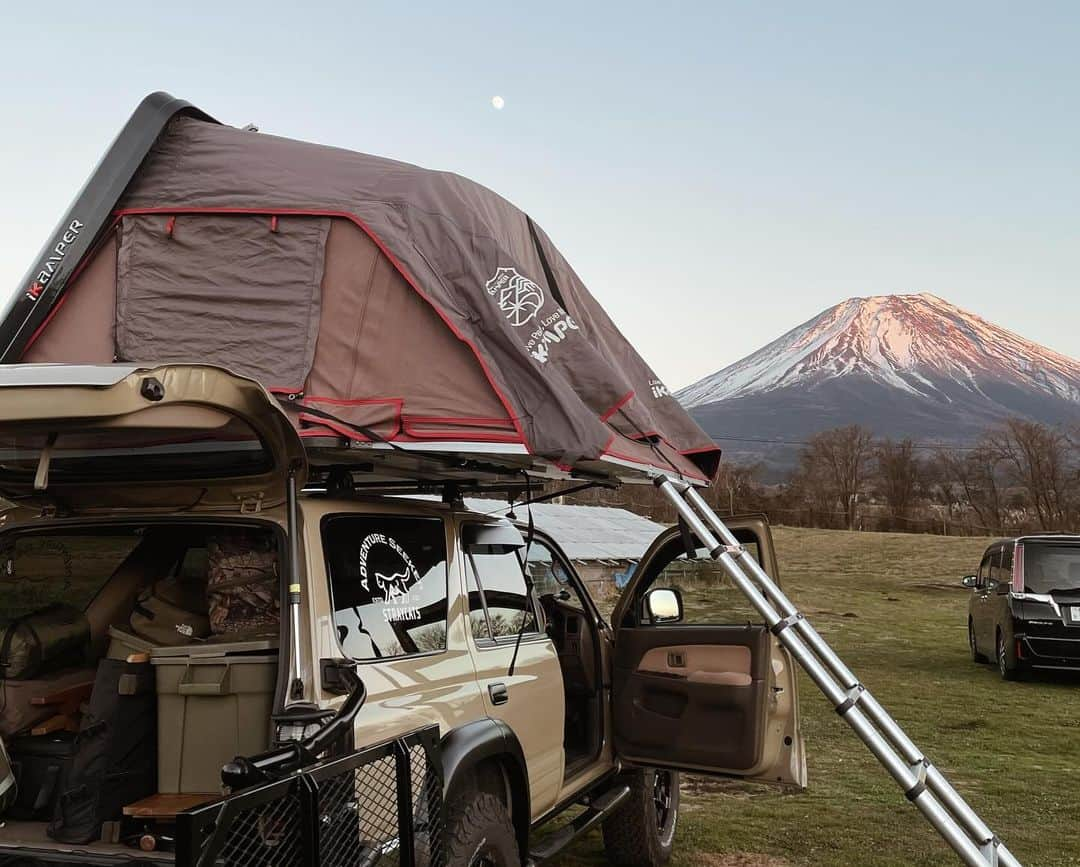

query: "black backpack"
(47, 659), (156, 844)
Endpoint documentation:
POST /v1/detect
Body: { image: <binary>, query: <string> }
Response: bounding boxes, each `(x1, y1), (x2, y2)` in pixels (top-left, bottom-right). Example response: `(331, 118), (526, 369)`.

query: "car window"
(990, 548), (1012, 586)
(0, 532), (142, 623)
(978, 552), (996, 587)
(466, 548), (538, 641)
(323, 515), (448, 660)
(641, 537), (764, 626)
(525, 538), (585, 613)
(1021, 544), (1080, 594)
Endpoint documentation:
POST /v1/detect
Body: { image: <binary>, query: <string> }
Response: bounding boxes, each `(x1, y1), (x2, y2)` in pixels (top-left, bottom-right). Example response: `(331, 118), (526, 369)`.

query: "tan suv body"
(0, 364), (805, 864)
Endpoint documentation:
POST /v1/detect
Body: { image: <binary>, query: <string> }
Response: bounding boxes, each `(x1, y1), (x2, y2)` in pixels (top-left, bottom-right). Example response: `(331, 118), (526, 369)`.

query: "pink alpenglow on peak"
(678, 293), (1079, 408)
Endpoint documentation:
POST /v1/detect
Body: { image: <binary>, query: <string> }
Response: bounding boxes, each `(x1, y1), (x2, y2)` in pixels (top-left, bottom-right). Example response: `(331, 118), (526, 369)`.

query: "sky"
(1, 1), (1077, 389)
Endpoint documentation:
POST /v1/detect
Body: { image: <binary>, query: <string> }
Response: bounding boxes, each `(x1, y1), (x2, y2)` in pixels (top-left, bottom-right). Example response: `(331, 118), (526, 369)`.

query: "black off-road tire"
(969, 620), (988, 663)
(601, 769), (679, 867)
(444, 790), (519, 867)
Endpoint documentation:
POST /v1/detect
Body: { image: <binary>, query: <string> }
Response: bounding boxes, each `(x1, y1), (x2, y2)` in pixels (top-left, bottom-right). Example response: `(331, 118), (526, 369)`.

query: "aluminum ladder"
(655, 475), (1020, 867)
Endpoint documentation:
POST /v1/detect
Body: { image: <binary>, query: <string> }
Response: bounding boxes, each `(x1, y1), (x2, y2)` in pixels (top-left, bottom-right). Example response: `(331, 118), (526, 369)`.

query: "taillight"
(1013, 544), (1025, 593)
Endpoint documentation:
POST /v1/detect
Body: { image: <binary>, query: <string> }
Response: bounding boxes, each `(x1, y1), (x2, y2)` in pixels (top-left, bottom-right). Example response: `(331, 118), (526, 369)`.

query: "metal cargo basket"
(175, 726), (444, 867)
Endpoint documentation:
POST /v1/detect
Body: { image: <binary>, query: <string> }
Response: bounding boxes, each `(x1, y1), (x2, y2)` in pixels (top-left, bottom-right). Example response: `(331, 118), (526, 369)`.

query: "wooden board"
(29, 678), (94, 707)
(122, 793), (218, 819)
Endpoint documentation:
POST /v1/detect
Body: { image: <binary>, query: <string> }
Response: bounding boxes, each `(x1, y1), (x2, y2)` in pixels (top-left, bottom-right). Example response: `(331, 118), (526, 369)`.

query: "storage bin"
(151, 647), (277, 794)
(105, 626), (155, 660)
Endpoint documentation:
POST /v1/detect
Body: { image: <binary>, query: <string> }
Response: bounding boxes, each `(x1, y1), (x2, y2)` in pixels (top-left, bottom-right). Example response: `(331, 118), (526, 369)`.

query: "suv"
(963, 535), (1080, 680)
(0, 364), (805, 865)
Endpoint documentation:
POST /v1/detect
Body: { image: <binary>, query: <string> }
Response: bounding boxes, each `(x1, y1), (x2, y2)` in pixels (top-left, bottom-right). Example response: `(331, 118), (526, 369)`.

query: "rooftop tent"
(3, 93), (720, 484)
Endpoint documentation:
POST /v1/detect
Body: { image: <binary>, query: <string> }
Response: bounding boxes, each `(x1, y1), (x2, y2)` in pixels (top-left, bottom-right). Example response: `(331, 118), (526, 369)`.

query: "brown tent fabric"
(22, 234), (118, 366)
(116, 214), (329, 390)
(21, 116), (720, 481)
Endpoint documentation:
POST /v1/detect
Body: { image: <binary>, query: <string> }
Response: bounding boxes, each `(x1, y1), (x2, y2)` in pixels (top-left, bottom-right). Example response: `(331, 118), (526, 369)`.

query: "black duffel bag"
(0, 604), (90, 680)
(48, 659), (156, 844)
(8, 732), (78, 820)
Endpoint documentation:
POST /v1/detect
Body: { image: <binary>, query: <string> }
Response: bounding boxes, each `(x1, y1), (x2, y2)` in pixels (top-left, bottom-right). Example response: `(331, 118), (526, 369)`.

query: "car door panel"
(610, 517), (806, 788)
(469, 637), (566, 817)
(458, 518), (567, 818)
(636, 644), (752, 686)
(614, 625), (770, 772)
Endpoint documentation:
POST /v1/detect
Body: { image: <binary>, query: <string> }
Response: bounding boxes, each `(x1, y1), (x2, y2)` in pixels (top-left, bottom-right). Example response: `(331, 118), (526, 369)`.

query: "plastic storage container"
(106, 626), (155, 659)
(150, 641), (277, 794)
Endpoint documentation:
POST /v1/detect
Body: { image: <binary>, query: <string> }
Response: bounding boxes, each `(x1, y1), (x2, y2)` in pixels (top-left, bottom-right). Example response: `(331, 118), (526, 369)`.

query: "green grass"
(565, 526), (1080, 867)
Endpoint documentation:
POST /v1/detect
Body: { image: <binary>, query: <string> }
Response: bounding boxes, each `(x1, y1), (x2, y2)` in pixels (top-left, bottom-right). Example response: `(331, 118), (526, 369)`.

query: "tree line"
(569, 418), (1079, 536)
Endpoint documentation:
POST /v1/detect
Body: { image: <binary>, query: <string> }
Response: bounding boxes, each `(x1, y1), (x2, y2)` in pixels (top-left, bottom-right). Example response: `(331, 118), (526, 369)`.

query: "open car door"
(610, 515), (806, 787)
(0, 363), (306, 512)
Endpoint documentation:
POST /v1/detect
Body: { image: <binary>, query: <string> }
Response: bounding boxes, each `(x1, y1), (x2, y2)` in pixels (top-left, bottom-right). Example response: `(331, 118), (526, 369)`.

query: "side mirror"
(961, 575), (978, 589)
(643, 588), (683, 624)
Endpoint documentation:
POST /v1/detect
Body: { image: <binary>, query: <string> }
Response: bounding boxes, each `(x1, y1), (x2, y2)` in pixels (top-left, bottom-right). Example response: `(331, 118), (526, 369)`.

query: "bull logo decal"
(375, 570), (412, 600)
(486, 266), (545, 327)
(357, 533), (421, 604)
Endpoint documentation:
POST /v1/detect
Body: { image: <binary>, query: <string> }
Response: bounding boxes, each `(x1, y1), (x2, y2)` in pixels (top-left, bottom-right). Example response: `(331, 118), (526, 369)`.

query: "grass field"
(568, 526), (1080, 867)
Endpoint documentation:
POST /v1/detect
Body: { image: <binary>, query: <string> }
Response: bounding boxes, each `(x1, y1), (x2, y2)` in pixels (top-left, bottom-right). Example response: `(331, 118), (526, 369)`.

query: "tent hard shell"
(0, 92), (720, 486)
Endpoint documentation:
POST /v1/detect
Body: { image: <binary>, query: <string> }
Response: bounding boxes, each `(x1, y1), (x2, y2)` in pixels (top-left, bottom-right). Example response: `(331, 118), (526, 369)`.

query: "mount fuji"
(678, 293), (1079, 472)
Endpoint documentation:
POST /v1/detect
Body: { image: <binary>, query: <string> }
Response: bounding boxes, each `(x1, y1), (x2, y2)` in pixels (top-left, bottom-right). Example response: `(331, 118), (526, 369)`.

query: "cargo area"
(0, 520), (282, 860)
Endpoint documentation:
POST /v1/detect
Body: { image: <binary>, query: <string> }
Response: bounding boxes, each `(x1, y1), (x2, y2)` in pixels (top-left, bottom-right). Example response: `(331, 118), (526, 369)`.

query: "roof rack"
(302, 464), (613, 505)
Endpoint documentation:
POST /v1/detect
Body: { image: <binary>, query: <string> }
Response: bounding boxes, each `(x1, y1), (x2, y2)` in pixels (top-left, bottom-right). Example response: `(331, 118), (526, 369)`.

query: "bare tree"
(875, 438), (922, 528)
(991, 418), (1075, 531)
(709, 461), (762, 515)
(937, 443), (1008, 534)
(800, 425), (874, 530)
(926, 452), (961, 523)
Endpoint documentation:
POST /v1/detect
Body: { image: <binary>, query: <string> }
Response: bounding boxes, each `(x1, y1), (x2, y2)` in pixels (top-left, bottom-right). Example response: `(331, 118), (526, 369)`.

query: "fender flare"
(441, 718), (530, 853)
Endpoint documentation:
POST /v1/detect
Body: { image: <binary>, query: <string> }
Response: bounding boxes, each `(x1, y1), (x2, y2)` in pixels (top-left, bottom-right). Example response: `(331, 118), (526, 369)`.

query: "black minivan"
(963, 535), (1080, 679)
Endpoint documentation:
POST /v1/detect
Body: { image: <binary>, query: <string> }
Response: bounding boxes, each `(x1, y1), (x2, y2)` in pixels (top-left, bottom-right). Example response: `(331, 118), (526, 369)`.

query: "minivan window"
(989, 550), (1011, 586)
(323, 516), (448, 660)
(1022, 545), (1080, 595)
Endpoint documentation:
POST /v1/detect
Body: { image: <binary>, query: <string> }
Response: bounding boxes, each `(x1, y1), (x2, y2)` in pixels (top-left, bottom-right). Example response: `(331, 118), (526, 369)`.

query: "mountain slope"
(678, 293), (1079, 470)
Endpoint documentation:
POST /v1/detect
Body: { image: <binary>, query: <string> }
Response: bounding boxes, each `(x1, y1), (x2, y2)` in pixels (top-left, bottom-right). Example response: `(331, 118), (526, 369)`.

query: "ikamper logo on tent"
(486, 266), (545, 327)
(25, 219), (84, 301)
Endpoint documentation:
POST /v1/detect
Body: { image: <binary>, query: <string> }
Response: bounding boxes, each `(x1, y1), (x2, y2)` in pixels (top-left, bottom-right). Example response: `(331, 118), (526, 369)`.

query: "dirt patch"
(942, 718), (987, 731)
(688, 854), (793, 867)
(804, 607), (859, 618)
(910, 582), (965, 592)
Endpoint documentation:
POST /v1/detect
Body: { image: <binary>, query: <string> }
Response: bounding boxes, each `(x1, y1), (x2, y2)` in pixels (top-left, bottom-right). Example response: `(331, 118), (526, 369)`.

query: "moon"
(491, 95), (505, 111)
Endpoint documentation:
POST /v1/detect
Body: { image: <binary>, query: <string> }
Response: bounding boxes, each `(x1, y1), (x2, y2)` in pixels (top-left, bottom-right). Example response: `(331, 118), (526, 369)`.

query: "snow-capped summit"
(679, 293), (1079, 408)
(678, 294), (1079, 473)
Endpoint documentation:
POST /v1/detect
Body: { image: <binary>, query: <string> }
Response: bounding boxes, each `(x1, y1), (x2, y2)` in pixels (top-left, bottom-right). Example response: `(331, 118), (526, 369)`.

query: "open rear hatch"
(0, 364), (306, 513)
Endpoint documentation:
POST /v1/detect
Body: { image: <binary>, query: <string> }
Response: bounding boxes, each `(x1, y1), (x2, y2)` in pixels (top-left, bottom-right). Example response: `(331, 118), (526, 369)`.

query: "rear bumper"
(1018, 634), (1080, 669)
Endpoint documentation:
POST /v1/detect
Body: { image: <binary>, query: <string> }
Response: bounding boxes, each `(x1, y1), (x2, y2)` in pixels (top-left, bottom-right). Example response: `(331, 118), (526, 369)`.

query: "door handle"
(489, 682), (509, 705)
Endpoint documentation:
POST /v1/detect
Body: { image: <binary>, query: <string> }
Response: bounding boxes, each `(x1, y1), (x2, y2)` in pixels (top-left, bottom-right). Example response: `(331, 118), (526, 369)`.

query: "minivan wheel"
(969, 620), (987, 663)
(602, 769), (679, 866)
(997, 630), (1021, 681)
(444, 790), (519, 867)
